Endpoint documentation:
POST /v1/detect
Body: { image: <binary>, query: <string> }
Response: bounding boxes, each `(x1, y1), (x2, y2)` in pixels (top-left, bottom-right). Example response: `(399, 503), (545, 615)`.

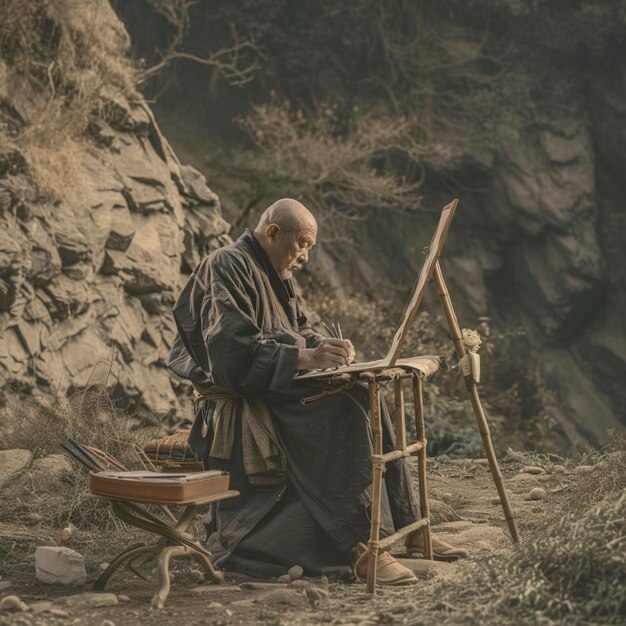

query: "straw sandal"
(352, 543), (418, 586)
(405, 532), (469, 562)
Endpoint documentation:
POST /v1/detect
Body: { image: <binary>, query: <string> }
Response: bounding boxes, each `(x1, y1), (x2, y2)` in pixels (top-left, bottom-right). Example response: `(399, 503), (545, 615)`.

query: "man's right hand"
(297, 338), (353, 370)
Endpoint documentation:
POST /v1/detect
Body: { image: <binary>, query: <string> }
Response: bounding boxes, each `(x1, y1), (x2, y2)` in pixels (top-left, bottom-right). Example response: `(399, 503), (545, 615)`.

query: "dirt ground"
(0, 455), (572, 626)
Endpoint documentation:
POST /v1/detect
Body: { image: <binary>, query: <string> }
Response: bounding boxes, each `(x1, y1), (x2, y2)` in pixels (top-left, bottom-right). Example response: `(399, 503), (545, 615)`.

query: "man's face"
(266, 224), (317, 279)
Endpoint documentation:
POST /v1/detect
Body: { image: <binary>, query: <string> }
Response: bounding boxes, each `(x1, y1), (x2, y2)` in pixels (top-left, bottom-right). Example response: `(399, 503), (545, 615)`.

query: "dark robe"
(168, 230), (420, 578)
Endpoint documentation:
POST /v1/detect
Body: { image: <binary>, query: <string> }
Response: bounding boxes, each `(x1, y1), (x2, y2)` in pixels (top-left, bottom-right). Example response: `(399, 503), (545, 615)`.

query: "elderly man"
(168, 198), (466, 585)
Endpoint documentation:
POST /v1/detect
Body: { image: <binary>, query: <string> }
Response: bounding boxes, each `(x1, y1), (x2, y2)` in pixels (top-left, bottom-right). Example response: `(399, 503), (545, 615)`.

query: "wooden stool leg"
(366, 379), (384, 594)
(192, 551), (225, 584)
(413, 376), (433, 559)
(94, 544), (159, 590)
(151, 545), (188, 609)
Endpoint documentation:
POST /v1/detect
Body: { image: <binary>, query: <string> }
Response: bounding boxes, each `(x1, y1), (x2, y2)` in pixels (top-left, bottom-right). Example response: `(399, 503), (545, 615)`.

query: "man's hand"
(297, 338), (356, 370)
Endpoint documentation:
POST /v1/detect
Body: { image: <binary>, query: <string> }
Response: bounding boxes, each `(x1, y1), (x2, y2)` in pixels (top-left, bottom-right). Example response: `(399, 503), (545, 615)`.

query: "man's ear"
(265, 224), (280, 244)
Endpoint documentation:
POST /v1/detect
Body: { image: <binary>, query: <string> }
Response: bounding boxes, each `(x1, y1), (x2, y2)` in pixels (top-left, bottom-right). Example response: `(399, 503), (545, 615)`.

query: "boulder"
(35, 546), (87, 585)
(0, 449), (32, 490)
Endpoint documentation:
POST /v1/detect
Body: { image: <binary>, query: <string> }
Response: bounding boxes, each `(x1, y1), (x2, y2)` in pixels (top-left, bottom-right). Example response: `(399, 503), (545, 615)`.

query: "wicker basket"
(142, 430), (204, 472)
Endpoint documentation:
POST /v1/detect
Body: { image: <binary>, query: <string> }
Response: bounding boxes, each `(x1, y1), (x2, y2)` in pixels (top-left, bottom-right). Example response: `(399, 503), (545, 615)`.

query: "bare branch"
(139, 2), (264, 87)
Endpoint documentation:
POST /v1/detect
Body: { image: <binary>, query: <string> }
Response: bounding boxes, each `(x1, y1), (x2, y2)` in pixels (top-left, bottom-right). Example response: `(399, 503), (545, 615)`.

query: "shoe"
(352, 543), (418, 586)
(405, 531), (469, 562)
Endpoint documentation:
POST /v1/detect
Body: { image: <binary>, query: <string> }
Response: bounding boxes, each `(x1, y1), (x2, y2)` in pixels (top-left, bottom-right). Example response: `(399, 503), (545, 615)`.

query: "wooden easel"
(299, 199), (520, 592)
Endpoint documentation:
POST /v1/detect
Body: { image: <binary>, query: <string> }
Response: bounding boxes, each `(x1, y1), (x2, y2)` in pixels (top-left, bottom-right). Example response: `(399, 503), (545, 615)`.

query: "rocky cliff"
(0, 1), (230, 422)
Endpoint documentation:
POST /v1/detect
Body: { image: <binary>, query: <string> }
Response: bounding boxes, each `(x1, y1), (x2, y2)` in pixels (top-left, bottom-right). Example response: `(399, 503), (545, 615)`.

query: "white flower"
(462, 328), (482, 353)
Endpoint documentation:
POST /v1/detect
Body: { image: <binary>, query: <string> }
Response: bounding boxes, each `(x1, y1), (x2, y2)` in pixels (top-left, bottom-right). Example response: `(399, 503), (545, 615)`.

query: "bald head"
(252, 198), (318, 279)
(254, 198), (317, 235)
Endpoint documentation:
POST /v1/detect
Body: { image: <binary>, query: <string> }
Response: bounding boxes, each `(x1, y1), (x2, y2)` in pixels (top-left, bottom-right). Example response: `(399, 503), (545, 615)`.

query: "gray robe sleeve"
(295, 298), (325, 348)
(202, 256), (299, 396)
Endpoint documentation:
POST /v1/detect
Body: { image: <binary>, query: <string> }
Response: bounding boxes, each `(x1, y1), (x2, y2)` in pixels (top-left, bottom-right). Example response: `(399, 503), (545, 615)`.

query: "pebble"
(0, 595), (29, 612)
(574, 465), (594, 474)
(230, 598), (256, 608)
(101, 621), (115, 626)
(305, 586), (329, 607)
(277, 574), (291, 584)
(259, 588), (305, 607)
(288, 564), (304, 580)
(441, 492), (453, 502)
(522, 465), (545, 475)
(48, 608), (69, 617)
(30, 601), (54, 613)
(553, 464), (566, 473)
(529, 487), (546, 500)
(58, 592), (118, 609)
(390, 602), (418, 613)
(99, 562), (110, 571)
(118, 595), (131, 603)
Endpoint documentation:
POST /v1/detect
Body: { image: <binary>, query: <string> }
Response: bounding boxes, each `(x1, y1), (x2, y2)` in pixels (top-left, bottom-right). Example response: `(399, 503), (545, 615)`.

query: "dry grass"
(410, 435), (626, 625)
(0, 387), (164, 578)
(0, 0), (137, 202)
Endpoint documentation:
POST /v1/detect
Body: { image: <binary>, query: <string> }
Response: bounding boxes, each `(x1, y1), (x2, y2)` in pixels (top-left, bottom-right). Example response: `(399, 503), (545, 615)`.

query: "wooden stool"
(92, 490), (238, 609)
(62, 439), (238, 608)
(359, 365), (435, 593)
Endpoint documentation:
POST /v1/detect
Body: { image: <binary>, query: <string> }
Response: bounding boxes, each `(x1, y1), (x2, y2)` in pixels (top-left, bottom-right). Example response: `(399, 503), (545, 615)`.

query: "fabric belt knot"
(192, 383), (287, 486)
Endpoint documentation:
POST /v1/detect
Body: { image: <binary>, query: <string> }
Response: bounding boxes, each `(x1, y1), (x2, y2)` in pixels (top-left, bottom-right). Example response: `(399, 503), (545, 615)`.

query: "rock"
(431, 521), (507, 553)
(49, 608), (70, 617)
(529, 487), (546, 500)
(35, 546), (87, 585)
(118, 595), (131, 603)
(229, 598), (256, 608)
(510, 472), (537, 483)
(276, 574), (291, 584)
(190, 584), (240, 594)
(521, 465), (545, 475)
(239, 582), (288, 591)
(304, 586), (329, 607)
(0, 595), (29, 612)
(105, 207), (135, 252)
(57, 592), (118, 609)
(258, 589), (306, 607)
(288, 565), (304, 581)
(289, 579), (314, 591)
(429, 498), (460, 524)
(574, 465), (595, 474)
(553, 464), (566, 473)
(30, 601), (53, 613)
(24, 454), (73, 495)
(101, 620), (116, 626)
(0, 449), (33, 489)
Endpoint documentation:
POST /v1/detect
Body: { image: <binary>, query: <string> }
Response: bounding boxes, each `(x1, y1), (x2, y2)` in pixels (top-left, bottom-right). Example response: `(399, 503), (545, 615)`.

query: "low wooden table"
(92, 490), (239, 609)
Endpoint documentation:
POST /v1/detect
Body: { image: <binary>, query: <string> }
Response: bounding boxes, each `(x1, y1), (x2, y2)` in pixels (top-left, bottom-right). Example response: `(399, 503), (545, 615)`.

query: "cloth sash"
(192, 383), (287, 486)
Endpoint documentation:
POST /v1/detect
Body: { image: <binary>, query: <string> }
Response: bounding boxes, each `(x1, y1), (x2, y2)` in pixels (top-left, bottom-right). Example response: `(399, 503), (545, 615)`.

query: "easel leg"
(433, 261), (521, 544)
(413, 376), (433, 559)
(366, 379), (384, 594)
